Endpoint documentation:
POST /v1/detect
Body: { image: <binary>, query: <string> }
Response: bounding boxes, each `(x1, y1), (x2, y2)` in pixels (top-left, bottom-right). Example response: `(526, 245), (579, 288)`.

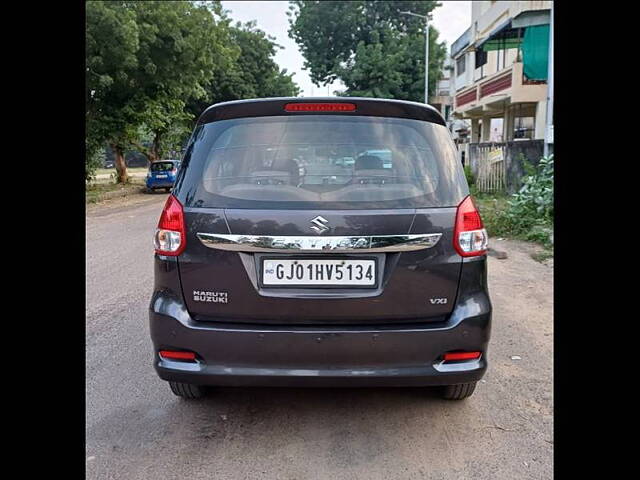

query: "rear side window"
(151, 162), (175, 172)
(177, 116), (468, 209)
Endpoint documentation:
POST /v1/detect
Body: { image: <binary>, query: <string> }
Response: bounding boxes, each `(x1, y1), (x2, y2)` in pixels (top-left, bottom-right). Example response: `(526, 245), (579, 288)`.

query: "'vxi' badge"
(429, 298), (448, 305)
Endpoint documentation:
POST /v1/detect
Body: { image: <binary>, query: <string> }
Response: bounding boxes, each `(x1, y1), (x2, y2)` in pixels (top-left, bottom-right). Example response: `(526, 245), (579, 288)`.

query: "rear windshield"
(176, 115), (467, 209)
(151, 162), (175, 172)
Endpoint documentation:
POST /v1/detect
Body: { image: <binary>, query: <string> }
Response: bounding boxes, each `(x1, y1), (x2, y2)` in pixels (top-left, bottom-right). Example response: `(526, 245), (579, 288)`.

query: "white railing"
(470, 143), (506, 192)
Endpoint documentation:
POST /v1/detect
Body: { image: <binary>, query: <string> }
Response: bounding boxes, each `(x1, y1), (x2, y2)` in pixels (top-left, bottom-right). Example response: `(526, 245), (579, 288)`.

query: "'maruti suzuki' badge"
(193, 291), (228, 303)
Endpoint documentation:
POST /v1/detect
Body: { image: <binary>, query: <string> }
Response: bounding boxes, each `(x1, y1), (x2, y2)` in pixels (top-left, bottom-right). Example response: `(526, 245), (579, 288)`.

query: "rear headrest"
(250, 170), (291, 184)
(274, 158), (299, 173)
(353, 169), (390, 177)
(355, 155), (383, 170)
(272, 158), (300, 185)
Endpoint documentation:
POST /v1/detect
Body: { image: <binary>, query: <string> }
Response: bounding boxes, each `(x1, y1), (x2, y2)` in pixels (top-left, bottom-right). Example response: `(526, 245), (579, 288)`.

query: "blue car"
(146, 160), (180, 193)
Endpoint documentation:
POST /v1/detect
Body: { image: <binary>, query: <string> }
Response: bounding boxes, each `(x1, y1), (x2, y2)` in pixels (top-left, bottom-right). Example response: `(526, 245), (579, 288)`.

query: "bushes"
(464, 164), (475, 187)
(505, 155), (553, 227)
(86, 145), (105, 183)
(476, 155), (554, 247)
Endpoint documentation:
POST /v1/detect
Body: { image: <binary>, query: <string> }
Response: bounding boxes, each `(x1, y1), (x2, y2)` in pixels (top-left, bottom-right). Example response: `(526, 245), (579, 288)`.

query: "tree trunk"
(112, 144), (129, 184)
(139, 149), (155, 167)
(151, 131), (162, 162)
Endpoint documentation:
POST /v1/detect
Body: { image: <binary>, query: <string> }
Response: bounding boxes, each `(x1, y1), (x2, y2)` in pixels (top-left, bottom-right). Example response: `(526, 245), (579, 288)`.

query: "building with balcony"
(450, 1), (552, 145)
(429, 58), (453, 123)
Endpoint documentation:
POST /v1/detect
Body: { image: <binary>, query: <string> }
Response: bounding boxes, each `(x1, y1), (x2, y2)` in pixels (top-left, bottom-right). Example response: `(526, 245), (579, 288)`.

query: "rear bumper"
(154, 359), (487, 388)
(146, 179), (175, 188)
(149, 273), (491, 387)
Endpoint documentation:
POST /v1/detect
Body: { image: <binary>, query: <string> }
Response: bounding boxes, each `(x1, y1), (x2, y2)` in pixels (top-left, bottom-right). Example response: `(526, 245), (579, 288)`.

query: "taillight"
(284, 102), (356, 112)
(453, 195), (488, 257)
(159, 350), (196, 361)
(154, 195), (186, 256)
(443, 351), (482, 362)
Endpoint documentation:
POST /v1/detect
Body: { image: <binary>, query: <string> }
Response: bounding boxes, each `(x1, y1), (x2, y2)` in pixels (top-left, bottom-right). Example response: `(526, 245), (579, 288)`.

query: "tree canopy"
(287, 1), (447, 101)
(86, 1), (300, 182)
(126, 1), (236, 164)
(187, 20), (301, 120)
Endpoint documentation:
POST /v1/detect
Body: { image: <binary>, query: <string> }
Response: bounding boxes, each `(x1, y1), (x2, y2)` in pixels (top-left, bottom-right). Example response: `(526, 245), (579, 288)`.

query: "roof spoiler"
(197, 97), (446, 126)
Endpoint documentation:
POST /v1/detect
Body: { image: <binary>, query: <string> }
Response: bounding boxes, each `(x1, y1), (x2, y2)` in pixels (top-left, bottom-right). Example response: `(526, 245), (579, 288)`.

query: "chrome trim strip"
(196, 233), (442, 253)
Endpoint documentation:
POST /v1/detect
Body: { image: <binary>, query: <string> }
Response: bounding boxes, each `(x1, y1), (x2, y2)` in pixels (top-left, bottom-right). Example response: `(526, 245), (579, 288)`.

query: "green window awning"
(482, 38), (522, 51)
(475, 19), (525, 52)
(522, 24), (550, 81)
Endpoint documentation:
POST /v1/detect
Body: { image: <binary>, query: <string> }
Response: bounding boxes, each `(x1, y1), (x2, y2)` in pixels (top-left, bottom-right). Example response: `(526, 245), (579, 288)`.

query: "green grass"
(85, 179), (145, 203)
(472, 189), (554, 261)
(472, 191), (510, 237)
(95, 167), (148, 176)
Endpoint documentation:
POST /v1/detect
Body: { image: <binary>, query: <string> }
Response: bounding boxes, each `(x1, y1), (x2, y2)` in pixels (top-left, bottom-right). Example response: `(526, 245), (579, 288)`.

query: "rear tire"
(168, 381), (205, 399)
(442, 382), (477, 400)
(165, 187), (171, 193)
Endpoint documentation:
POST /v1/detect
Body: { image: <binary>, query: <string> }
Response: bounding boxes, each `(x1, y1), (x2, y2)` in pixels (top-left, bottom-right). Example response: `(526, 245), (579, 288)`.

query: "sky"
(221, 1), (472, 97)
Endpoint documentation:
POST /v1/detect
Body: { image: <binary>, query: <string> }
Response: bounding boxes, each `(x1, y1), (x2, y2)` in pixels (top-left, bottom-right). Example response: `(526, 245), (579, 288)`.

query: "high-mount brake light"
(154, 195), (186, 256)
(453, 195), (488, 257)
(284, 103), (356, 112)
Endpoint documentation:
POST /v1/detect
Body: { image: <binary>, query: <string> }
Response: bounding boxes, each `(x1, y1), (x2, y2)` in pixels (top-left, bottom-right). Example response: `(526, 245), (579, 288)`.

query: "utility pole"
(544, 3), (554, 156)
(400, 11), (429, 104)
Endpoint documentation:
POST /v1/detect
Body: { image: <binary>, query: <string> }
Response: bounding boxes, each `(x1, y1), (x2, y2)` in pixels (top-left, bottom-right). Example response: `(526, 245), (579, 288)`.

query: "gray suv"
(149, 98), (491, 401)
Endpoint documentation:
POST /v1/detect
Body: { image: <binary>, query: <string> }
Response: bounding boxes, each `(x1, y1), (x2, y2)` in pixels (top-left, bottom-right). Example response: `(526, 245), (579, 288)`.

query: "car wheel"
(165, 187), (171, 193)
(442, 382), (477, 400)
(146, 187), (153, 194)
(168, 381), (205, 399)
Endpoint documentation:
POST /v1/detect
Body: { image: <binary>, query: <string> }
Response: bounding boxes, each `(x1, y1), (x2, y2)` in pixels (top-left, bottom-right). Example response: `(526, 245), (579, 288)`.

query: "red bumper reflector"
(159, 350), (196, 361)
(284, 102), (356, 112)
(443, 351), (481, 361)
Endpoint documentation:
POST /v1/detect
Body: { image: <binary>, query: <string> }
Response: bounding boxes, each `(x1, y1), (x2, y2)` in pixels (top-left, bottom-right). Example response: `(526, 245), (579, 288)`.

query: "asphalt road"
(86, 194), (553, 480)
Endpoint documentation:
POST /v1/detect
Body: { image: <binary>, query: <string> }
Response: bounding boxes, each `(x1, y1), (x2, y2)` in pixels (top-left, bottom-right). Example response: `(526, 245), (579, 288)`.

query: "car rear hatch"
(150, 162), (176, 180)
(173, 98), (469, 325)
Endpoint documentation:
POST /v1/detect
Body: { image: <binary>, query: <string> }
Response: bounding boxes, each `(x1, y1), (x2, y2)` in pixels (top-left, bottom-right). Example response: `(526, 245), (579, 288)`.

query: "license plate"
(262, 259), (376, 287)
(156, 174), (168, 178)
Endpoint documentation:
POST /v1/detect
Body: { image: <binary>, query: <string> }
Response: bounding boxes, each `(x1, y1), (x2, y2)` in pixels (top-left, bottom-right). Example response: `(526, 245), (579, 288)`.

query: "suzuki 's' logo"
(310, 215), (330, 234)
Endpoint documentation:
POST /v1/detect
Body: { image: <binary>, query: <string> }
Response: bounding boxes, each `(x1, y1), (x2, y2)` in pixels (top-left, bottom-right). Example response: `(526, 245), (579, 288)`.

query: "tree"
(128, 1), (236, 164)
(87, 2), (301, 183)
(86, 1), (235, 182)
(229, 21), (301, 98)
(188, 21), (301, 118)
(86, 1), (141, 182)
(287, 1), (447, 102)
